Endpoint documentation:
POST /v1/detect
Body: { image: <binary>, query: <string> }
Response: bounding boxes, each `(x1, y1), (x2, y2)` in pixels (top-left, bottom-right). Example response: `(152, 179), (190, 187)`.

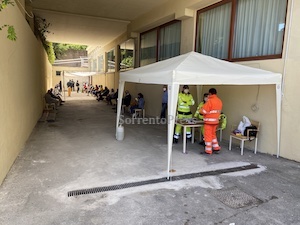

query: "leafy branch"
(0, 0), (17, 41)
(34, 16), (55, 63)
(0, 0), (14, 11)
(35, 17), (51, 42)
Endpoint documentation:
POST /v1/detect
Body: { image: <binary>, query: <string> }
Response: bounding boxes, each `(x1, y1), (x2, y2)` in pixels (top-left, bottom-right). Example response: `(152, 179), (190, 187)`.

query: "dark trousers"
(160, 103), (167, 118)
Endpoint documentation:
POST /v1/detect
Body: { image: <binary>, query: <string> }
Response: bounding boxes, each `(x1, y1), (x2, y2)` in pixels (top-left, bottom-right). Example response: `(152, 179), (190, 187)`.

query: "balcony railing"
(53, 57), (89, 67)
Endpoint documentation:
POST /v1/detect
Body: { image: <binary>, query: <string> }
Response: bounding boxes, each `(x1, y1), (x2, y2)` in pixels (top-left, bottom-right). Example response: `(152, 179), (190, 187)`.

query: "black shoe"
(213, 150), (220, 154)
(173, 138), (178, 144)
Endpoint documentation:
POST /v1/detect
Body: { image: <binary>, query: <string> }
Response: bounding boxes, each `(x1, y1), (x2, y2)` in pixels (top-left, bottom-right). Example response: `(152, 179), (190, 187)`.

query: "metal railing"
(53, 57), (89, 67)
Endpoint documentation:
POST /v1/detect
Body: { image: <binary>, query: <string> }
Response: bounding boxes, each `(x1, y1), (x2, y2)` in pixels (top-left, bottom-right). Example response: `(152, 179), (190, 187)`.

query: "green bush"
(53, 43), (87, 59)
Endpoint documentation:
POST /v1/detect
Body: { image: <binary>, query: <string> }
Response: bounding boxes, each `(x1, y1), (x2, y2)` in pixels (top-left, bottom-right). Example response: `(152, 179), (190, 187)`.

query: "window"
(159, 21), (181, 61)
(120, 39), (135, 71)
(56, 71), (61, 76)
(107, 49), (115, 72)
(98, 55), (104, 72)
(196, 0), (287, 61)
(140, 29), (157, 67)
(140, 20), (181, 66)
(196, 3), (231, 59)
(91, 59), (97, 72)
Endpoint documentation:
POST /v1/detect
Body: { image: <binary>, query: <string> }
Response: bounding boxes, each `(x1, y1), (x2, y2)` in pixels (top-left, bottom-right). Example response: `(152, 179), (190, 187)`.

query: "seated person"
(92, 85), (99, 96)
(49, 88), (64, 105)
(54, 84), (62, 96)
(122, 90), (131, 107)
(44, 90), (59, 109)
(130, 93), (145, 114)
(106, 88), (117, 105)
(97, 86), (109, 101)
(87, 84), (95, 96)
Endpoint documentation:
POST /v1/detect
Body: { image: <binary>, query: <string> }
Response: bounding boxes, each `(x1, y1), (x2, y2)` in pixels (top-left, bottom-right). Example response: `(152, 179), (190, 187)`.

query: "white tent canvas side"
(116, 51), (282, 178)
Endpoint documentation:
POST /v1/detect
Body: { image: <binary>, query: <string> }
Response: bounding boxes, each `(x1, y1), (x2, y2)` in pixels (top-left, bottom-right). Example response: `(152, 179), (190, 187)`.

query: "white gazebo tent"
(116, 51), (282, 179)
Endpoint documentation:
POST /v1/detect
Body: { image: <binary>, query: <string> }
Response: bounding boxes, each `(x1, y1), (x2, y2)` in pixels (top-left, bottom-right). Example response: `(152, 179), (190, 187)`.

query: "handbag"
(243, 125), (258, 140)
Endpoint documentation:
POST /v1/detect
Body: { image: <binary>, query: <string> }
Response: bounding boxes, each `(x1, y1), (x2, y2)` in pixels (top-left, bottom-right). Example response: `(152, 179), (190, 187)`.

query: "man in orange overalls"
(200, 88), (223, 154)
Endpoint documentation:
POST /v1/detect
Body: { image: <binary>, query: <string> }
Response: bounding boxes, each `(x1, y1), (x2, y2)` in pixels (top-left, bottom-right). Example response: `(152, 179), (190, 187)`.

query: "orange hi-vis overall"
(200, 94), (223, 154)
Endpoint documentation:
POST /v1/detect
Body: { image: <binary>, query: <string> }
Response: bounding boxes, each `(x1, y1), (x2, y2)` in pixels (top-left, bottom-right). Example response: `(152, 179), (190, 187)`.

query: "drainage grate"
(67, 164), (258, 197)
(210, 186), (262, 208)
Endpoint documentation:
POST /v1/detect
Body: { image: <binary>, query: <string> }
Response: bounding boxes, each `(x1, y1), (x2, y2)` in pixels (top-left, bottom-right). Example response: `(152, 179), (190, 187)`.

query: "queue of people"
(45, 82), (225, 155)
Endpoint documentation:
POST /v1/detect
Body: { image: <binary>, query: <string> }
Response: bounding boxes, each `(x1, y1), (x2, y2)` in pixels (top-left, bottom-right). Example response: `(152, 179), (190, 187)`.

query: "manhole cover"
(210, 187), (262, 208)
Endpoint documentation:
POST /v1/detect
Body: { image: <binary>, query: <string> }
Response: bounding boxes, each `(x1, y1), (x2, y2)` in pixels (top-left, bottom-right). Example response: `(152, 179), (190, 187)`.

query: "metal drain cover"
(68, 164), (258, 197)
(210, 186), (262, 208)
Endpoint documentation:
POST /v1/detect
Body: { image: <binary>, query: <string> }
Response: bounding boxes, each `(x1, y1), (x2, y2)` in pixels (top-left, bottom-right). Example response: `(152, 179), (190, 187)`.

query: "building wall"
(90, 0), (300, 161)
(222, 0), (300, 161)
(105, 73), (114, 90)
(92, 73), (106, 88)
(0, 4), (51, 184)
(279, 0), (300, 161)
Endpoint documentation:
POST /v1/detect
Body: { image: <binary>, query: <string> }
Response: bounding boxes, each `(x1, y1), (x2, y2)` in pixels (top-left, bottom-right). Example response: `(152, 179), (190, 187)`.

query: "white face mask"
(204, 97), (208, 102)
(163, 88), (167, 91)
(184, 89), (189, 94)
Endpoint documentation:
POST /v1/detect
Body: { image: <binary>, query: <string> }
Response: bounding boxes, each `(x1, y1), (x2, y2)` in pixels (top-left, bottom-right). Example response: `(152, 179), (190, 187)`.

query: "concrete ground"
(0, 92), (300, 225)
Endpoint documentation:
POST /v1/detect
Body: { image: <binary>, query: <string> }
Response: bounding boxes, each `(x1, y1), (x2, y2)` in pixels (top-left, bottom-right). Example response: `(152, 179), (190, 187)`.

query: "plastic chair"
(132, 108), (145, 118)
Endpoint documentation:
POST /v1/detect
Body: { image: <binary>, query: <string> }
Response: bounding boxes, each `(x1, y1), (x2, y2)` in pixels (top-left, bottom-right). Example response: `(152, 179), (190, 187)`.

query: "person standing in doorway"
(200, 88), (222, 154)
(173, 85), (195, 143)
(160, 85), (168, 119)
